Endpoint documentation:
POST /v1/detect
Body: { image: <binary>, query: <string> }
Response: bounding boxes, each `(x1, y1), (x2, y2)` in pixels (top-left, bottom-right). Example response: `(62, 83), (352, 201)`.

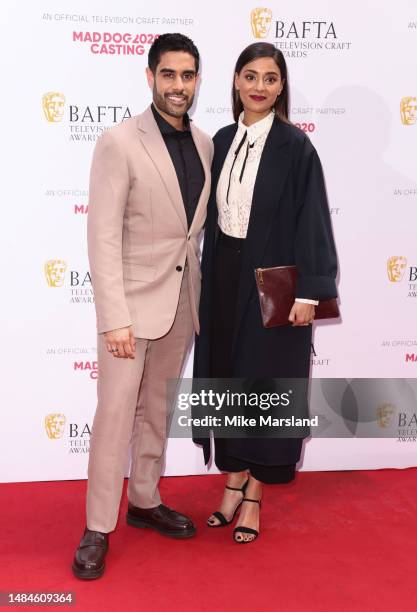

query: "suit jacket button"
(176, 265), (183, 272)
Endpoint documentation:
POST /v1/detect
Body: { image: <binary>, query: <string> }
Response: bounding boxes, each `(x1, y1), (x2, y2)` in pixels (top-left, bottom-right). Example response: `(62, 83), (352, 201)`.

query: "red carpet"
(1, 469), (416, 611)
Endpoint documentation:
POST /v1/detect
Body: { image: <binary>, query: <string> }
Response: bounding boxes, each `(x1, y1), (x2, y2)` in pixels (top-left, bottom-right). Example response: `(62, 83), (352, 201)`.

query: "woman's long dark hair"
(232, 42), (289, 123)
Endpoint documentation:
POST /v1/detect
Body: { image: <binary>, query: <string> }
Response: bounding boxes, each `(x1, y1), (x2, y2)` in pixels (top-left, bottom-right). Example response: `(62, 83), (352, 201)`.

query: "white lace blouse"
(217, 111), (274, 239)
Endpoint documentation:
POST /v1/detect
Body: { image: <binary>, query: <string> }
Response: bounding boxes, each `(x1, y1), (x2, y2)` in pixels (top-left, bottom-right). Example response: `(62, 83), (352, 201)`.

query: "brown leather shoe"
(126, 503), (196, 539)
(72, 528), (109, 580)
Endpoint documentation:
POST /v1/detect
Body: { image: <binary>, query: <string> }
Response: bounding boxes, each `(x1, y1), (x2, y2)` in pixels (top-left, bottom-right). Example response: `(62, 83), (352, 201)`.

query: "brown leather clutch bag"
(254, 265), (339, 328)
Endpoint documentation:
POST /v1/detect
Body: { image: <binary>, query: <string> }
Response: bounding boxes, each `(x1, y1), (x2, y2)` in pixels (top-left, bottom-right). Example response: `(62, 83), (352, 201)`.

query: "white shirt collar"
(237, 111), (275, 145)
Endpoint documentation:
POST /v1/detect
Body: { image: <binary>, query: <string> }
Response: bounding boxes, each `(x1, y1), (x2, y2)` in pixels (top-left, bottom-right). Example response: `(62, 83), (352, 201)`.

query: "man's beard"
(153, 84), (194, 118)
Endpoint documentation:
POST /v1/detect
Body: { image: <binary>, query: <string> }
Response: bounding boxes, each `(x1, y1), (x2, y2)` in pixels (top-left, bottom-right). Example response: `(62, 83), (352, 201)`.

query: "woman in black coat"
(193, 42), (338, 543)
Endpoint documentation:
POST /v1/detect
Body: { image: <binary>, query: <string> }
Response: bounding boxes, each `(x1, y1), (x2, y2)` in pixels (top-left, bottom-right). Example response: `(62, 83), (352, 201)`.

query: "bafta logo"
(387, 256), (407, 282)
(42, 91), (66, 123)
(45, 413), (66, 439)
(376, 404), (395, 428)
(45, 259), (67, 287)
(251, 7), (273, 38)
(400, 97), (417, 126)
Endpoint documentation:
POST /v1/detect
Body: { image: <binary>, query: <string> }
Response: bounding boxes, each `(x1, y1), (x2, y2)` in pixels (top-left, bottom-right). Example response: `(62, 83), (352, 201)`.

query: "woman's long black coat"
(193, 117), (338, 466)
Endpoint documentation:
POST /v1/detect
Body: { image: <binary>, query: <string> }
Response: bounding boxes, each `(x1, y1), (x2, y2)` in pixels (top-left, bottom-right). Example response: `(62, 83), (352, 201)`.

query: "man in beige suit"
(72, 33), (213, 580)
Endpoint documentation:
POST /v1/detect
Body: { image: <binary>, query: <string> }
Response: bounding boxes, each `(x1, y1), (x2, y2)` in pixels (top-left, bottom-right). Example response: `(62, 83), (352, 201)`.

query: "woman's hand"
(288, 302), (315, 326)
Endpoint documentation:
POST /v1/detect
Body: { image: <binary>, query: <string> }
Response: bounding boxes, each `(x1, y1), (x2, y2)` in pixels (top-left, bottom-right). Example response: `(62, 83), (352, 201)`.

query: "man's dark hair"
(148, 33), (200, 74)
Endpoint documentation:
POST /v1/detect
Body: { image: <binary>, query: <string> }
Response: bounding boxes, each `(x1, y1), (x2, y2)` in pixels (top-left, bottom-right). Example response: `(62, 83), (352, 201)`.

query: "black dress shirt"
(151, 103), (205, 228)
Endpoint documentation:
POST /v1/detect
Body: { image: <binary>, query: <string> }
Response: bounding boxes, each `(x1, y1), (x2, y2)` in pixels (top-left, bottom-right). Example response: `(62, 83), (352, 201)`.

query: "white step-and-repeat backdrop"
(1, 1), (416, 482)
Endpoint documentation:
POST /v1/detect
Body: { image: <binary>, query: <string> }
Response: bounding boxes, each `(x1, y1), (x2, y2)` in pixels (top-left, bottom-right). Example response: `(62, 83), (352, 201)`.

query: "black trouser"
(210, 228), (296, 485)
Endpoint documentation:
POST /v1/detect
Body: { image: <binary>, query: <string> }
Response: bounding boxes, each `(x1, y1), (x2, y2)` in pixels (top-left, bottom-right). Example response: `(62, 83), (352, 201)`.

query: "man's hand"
(288, 302), (315, 326)
(104, 326), (136, 359)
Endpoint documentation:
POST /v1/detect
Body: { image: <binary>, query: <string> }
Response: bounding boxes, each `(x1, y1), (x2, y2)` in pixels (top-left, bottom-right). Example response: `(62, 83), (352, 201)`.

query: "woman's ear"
(234, 72), (239, 91)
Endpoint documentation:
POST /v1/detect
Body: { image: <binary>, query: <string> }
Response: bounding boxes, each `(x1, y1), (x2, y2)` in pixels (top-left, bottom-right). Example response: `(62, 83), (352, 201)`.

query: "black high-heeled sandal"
(207, 479), (249, 527)
(233, 498), (261, 543)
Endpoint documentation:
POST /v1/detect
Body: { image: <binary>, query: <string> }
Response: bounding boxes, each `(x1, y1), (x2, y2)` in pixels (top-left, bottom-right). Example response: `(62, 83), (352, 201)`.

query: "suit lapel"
(207, 124), (239, 234)
(213, 125), (238, 189)
(136, 107), (188, 232)
(244, 119), (291, 266)
(188, 124), (211, 234)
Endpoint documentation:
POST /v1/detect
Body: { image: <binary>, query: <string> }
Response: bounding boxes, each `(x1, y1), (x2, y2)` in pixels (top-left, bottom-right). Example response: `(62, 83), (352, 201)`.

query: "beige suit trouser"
(86, 271), (194, 533)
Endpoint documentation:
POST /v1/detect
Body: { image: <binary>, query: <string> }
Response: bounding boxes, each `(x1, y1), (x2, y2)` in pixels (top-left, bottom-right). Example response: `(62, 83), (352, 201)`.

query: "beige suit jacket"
(87, 105), (213, 339)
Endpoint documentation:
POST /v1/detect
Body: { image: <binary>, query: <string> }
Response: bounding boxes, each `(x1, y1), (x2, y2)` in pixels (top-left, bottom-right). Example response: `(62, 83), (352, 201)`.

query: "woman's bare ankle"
(226, 471), (248, 488)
